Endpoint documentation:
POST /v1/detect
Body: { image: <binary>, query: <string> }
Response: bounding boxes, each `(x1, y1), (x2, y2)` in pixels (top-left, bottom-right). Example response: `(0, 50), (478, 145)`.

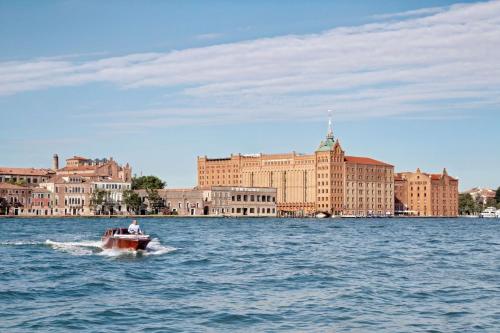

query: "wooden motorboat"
(101, 228), (151, 250)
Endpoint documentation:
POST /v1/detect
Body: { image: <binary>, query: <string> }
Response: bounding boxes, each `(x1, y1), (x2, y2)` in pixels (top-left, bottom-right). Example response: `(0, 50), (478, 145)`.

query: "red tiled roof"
(0, 183), (30, 190)
(344, 156), (392, 166)
(430, 173), (458, 181)
(394, 174), (404, 181)
(0, 167), (53, 176)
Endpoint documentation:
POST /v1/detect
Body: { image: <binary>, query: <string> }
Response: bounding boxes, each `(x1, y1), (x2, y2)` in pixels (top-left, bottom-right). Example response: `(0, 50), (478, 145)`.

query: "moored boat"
(480, 207), (498, 218)
(101, 228), (151, 250)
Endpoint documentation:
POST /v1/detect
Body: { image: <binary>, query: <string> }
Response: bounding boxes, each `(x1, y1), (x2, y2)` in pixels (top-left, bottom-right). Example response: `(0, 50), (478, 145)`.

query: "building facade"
(136, 186), (278, 217)
(198, 119), (394, 216)
(0, 183), (32, 215)
(0, 167), (55, 186)
(394, 168), (459, 217)
(30, 187), (53, 216)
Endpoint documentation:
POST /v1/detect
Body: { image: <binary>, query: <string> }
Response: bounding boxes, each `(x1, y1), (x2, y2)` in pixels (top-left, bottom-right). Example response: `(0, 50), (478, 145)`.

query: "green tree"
(123, 190), (142, 214)
(146, 189), (164, 214)
(7, 179), (27, 186)
(459, 193), (478, 215)
(90, 189), (107, 215)
(485, 197), (497, 208)
(495, 186), (500, 204)
(131, 176), (165, 190)
(0, 197), (9, 215)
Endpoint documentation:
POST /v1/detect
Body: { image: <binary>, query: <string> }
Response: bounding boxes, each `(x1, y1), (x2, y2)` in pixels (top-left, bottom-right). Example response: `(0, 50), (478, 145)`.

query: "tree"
(132, 176), (166, 190)
(474, 194), (485, 213)
(485, 197), (497, 208)
(0, 197), (9, 215)
(146, 189), (164, 214)
(459, 193), (478, 215)
(90, 189), (107, 215)
(496, 186), (500, 204)
(123, 190), (142, 214)
(7, 179), (27, 186)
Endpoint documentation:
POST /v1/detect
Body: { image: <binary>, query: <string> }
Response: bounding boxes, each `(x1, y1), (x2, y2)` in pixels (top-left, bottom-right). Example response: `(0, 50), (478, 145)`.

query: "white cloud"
(195, 33), (224, 41)
(1, 0), (500, 126)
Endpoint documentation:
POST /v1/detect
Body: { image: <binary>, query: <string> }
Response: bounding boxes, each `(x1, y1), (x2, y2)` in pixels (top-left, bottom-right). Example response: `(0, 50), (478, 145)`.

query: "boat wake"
(44, 237), (176, 257)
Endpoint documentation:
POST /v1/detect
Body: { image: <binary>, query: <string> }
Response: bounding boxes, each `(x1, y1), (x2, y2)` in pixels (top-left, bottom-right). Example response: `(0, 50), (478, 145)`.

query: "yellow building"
(198, 119), (394, 216)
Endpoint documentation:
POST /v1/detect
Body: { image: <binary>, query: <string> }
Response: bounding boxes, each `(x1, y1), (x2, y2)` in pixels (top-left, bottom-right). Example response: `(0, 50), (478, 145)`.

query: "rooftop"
(344, 156), (393, 167)
(0, 167), (53, 176)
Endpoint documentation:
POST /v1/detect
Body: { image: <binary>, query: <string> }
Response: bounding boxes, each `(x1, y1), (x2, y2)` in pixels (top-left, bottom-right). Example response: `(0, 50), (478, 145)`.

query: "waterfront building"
(206, 186), (277, 216)
(136, 186), (278, 217)
(198, 118), (394, 216)
(0, 167), (54, 186)
(0, 183), (32, 215)
(394, 168), (459, 217)
(30, 187), (53, 216)
(92, 179), (132, 214)
(39, 175), (132, 216)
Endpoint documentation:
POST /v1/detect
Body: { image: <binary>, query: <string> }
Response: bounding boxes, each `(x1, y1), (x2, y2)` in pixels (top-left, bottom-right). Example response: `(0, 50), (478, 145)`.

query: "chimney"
(52, 154), (59, 170)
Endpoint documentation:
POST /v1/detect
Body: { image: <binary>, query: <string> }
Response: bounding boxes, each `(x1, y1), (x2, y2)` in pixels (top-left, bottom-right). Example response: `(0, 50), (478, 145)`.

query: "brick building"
(394, 168), (459, 217)
(198, 118), (394, 216)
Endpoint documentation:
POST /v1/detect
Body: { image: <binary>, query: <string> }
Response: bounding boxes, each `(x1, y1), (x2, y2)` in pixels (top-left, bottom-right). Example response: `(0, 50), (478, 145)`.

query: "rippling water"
(1, 217), (499, 332)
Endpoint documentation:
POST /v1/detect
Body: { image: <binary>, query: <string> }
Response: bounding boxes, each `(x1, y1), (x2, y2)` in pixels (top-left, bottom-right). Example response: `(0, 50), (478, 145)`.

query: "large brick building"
(198, 119), (394, 216)
(394, 168), (459, 217)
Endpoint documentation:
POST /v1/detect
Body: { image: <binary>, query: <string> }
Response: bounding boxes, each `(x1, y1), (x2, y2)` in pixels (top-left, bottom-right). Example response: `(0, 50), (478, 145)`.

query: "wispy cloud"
(1, 0), (500, 127)
(371, 6), (447, 20)
(194, 32), (224, 41)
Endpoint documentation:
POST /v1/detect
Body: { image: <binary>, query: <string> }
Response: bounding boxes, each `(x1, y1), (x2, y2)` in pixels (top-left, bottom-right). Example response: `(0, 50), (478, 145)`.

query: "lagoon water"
(1, 217), (499, 332)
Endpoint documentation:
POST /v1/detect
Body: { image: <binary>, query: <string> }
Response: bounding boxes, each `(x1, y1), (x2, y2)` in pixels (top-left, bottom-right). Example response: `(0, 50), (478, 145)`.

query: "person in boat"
(127, 220), (142, 235)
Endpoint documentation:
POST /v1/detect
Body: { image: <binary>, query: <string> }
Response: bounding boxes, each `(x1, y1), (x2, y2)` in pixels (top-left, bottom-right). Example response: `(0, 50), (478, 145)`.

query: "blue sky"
(1, 0), (499, 190)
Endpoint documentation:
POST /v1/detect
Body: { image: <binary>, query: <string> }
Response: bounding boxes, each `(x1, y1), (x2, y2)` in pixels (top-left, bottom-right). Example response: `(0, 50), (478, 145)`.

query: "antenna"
(327, 109), (333, 138)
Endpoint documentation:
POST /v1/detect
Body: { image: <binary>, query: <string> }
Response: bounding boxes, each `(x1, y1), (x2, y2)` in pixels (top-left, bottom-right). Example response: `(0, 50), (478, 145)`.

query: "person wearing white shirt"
(128, 220), (142, 234)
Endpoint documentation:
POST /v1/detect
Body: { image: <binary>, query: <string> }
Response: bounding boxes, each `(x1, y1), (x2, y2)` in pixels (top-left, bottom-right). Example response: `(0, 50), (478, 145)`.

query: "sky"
(0, 0), (499, 191)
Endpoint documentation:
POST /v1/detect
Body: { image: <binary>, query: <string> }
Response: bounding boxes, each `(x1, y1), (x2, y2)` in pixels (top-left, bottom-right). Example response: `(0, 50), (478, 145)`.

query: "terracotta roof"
(344, 156), (392, 166)
(0, 183), (30, 190)
(430, 173), (458, 181)
(0, 167), (53, 176)
(394, 174), (405, 181)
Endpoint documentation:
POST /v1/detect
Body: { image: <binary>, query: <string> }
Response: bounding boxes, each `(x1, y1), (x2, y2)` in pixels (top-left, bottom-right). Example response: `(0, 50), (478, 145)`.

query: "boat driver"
(128, 220), (142, 234)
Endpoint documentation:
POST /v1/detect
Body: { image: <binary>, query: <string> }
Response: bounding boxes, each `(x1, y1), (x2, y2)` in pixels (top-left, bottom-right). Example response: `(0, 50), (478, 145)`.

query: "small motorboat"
(101, 228), (151, 250)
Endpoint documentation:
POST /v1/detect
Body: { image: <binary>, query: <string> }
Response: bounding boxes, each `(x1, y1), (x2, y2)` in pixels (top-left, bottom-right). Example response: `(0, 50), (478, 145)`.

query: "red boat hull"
(101, 237), (150, 250)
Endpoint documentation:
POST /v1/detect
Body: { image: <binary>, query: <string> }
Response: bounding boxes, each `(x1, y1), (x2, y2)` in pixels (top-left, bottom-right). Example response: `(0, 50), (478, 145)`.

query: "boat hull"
(101, 236), (150, 250)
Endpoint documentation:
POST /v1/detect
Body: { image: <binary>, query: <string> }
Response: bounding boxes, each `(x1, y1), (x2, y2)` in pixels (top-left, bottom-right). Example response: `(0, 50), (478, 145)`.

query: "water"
(1, 217), (499, 332)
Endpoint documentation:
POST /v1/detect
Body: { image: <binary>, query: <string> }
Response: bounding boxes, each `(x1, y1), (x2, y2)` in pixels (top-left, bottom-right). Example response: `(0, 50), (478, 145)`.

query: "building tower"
(52, 154), (59, 170)
(315, 111), (345, 215)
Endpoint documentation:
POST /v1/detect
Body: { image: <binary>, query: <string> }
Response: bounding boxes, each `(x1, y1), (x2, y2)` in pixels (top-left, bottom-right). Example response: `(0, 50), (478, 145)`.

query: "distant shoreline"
(0, 215), (463, 219)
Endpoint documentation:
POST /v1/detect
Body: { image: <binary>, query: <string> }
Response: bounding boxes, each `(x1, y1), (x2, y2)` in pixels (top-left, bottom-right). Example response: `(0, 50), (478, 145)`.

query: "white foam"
(45, 239), (102, 256)
(146, 238), (177, 256)
(0, 240), (44, 246)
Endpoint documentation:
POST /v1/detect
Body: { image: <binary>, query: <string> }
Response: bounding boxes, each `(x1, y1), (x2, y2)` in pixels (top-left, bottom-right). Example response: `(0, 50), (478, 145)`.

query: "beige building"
(137, 186), (278, 217)
(198, 119), (394, 216)
(394, 168), (459, 217)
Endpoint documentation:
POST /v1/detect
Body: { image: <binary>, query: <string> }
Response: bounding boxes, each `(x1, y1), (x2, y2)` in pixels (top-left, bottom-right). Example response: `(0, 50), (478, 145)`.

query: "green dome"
(317, 135), (335, 151)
